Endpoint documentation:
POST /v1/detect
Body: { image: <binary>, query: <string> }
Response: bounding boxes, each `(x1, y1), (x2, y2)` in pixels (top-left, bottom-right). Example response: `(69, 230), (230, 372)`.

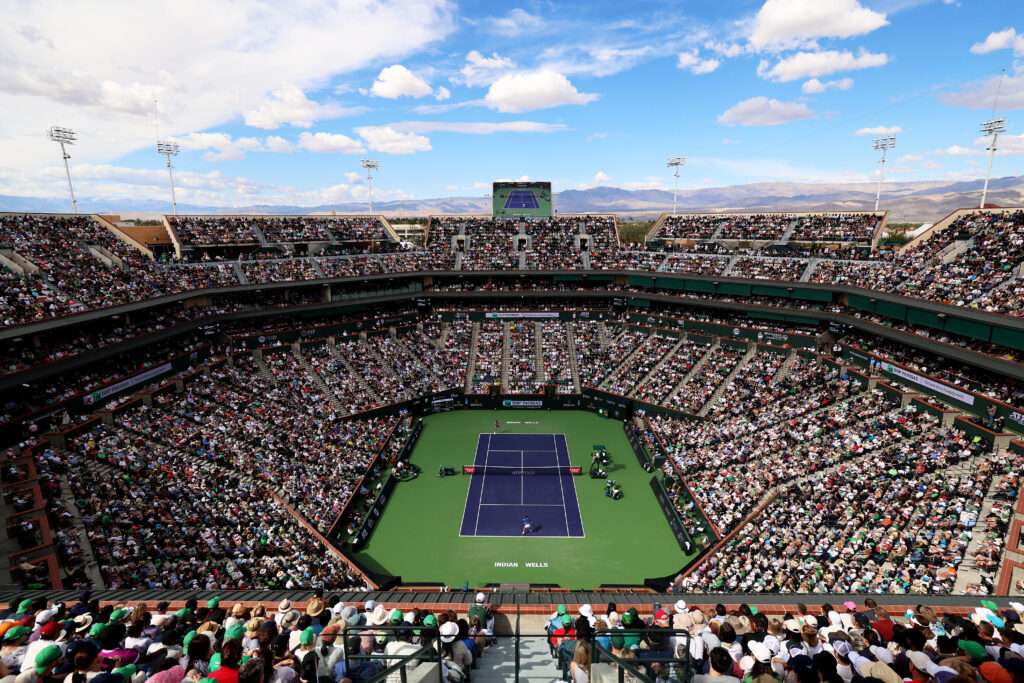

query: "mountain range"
(3, 175), (1023, 222)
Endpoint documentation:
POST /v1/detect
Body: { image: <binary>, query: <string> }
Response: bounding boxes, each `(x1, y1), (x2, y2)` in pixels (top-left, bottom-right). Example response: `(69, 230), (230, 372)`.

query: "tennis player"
(522, 515), (532, 536)
(494, 420), (500, 433)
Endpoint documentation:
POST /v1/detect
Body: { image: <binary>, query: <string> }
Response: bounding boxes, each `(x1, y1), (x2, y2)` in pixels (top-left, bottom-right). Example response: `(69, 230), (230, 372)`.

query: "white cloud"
(455, 50), (517, 87)
(748, 0), (889, 52)
(344, 172), (362, 184)
(264, 136), (294, 154)
(676, 50), (720, 75)
(297, 132), (366, 154)
(921, 160), (942, 170)
(941, 71), (1024, 110)
(172, 132), (294, 162)
(243, 83), (366, 129)
(705, 40), (745, 58)
(385, 120), (567, 134)
(370, 64), (434, 98)
(434, 86), (450, 101)
(543, 45), (659, 78)
(587, 133), (608, 140)
(970, 28), (1024, 56)
(758, 49), (888, 82)
(0, 0), (454, 170)
(855, 125), (903, 136)
(718, 96), (815, 126)
(355, 125), (432, 154)
(618, 180), (666, 191)
(974, 132), (1024, 155)
(576, 171), (612, 189)
(801, 77), (853, 93)
(487, 9), (545, 36)
(897, 154), (923, 162)
(484, 69), (598, 113)
(722, 138), (740, 144)
(931, 145), (983, 156)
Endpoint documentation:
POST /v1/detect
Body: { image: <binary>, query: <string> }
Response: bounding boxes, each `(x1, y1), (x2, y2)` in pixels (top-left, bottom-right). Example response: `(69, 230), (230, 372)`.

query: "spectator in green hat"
(31, 643), (61, 678)
(223, 625), (246, 642)
(111, 664), (137, 683)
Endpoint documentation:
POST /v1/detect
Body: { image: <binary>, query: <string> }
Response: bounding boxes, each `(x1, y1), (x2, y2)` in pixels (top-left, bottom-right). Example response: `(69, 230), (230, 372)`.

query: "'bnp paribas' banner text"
(879, 362), (975, 406)
(485, 312), (560, 319)
(84, 362), (173, 405)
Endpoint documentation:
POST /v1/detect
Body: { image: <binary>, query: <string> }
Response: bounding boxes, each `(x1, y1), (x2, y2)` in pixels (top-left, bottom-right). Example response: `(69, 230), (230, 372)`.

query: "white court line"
(480, 503), (565, 507)
(473, 432), (491, 537)
(559, 434), (586, 538)
(459, 433), (485, 536)
(521, 450), (525, 506)
(555, 434), (570, 537)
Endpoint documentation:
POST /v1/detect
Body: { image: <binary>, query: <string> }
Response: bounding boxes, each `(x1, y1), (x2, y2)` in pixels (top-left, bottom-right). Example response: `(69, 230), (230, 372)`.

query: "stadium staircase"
(251, 224), (270, 247)
(517, 249), (527, 269)
(723, 253), (740, 276)
(771, 349), (799, 383)
(779, 218), (800, 243)
(533, 322), (545, 383)
(799, 258), (820, 282)
(697, 343), (756, 417)
(950, 450), (1013, 594)
(501, 322), (511, 388)
(597, 322), (611, 351)
(295, 346), (346, 411)
(665, 339), (717, 407)
(253, 352), (275, 383)
(55, 472), (105, 588)
(465, 323), (480, 393)
(709, 222), (726, 240)
(634, 335), (687, 392)
(330, 341), (383, 405)
(968, 272), (1023, 306)
(565, 324), (582, 393)
(601, 330), (654, 384)
(232, 261), (249, 284)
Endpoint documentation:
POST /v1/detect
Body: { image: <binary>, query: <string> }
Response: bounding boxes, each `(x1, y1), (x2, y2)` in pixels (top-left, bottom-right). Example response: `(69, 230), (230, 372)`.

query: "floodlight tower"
(156, 141), (180, 215)
(872, 135), (895, 212)
(361, 158), (379, 214)
(666, 156), (686, 216)
(979, 117), (1007, 209)
(47, 126), (78, 214)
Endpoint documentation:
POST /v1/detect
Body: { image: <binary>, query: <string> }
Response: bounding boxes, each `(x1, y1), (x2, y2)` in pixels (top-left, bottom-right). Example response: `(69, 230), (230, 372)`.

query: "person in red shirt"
(871, 607), (895, 642)
(552, 614), (576, 648)
(210, 639), (243, 683)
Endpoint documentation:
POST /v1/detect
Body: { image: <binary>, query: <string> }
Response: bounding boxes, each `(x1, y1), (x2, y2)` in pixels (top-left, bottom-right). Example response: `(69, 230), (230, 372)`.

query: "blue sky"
(2, 0), (1023, 208)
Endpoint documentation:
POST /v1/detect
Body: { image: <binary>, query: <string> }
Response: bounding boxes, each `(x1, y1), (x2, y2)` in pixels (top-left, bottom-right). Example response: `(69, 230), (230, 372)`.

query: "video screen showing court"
(492, 181), (553, 218)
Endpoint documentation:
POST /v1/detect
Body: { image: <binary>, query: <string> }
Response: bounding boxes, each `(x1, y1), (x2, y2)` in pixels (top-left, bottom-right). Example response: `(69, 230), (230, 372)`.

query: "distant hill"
(3, 175), (1023, 221)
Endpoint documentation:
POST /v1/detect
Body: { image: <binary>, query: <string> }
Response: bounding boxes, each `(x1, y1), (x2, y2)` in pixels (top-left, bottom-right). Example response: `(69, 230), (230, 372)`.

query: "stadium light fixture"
(157, 141), (180, 216)
(979, 117), (1007, 209)
(47, 126), (78, 214)
(871, 136), (895, 212)
(361, 158), (379, 214)
(666, 156), (686, 216)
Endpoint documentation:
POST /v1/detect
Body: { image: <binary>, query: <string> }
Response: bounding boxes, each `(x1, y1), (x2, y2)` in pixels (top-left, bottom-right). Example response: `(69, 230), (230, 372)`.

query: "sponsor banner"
(352, 474), (397, 551)
(485, 311), (560, 319)
(881, 363), (975, 406)
(1008, 411), (1024, 429)
(463, 465), (477, 474)
(84, 362), (173, 405)
(502, 399), (544, 408)
(649, 477), (692, 552)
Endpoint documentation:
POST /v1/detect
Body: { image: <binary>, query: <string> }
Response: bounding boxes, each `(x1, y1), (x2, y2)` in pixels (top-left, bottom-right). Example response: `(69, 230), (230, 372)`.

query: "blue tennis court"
(459, 433), (585, 537)
(502, 190), (540, 209)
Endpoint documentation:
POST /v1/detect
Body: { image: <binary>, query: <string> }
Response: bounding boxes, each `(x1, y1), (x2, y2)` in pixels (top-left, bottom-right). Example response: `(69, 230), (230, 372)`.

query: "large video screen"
(492, 181), (553, 218)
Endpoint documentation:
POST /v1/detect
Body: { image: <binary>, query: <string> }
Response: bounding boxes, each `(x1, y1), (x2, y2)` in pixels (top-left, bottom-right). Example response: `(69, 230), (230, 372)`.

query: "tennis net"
(462, 464), (581, 476)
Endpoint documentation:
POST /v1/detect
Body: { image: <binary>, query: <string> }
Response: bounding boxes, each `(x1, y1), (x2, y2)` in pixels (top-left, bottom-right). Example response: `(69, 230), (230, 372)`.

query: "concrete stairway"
(233, 261), (249, 284)
(698, 344), (757, 417)
(534, 322), (546, 383)
(465, 322), (480, 392)
(723, 253), (740, 276)
(331, 341), (383, 404)
(799, 258), (820, 282)
(57, 474), (105, 587)
(501, 322), (511, 388)
(634, 337), (686, 393)
(597, 322), (612, 351)
(779, 218), (800, 243)
(665, 340), (718, 407)
(565, 324), (582, 393)
(602, 331), (654, 384)
(772, 349), (799, 383)
(294, 347), (345, 411)
(470, 635), (563, 682)
(254, 354), (275, 383)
